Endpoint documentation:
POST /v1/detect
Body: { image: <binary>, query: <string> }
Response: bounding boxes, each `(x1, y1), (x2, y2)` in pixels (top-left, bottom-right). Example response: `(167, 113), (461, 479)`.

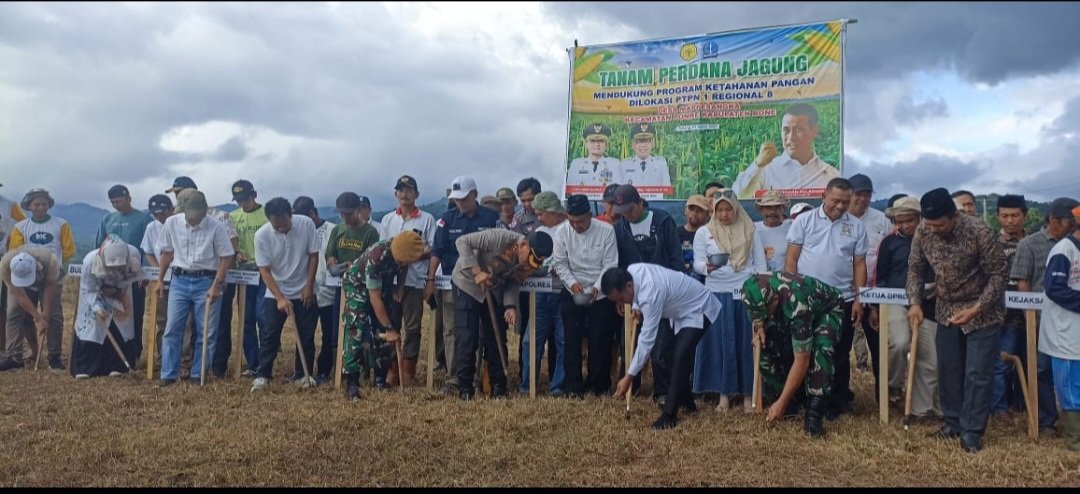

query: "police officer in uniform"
(621, 123), (671, 191)
(567, 123), (624, 190)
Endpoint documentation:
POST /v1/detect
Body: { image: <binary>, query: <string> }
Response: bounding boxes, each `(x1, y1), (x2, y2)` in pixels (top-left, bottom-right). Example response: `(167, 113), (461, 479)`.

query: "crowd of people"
(2, 172), (1080, 455)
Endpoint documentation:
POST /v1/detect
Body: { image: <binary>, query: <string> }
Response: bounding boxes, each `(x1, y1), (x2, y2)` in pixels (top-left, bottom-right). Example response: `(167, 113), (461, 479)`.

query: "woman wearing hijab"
(692, 189), (767, 412)
(70, 234), (143, 379)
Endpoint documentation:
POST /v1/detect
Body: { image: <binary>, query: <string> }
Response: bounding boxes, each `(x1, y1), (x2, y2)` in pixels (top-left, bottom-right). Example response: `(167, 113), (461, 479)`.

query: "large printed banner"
(565, 20), (846, 201)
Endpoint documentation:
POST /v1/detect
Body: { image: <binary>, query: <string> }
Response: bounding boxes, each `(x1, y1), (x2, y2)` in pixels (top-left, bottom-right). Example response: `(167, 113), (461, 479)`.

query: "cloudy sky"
(2, 2), (1080, 210)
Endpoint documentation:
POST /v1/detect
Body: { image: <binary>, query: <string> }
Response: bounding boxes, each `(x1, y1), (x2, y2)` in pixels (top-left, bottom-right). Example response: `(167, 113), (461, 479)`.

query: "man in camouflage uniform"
(341, 231), (425, 401)
(742, 271), (843, 438)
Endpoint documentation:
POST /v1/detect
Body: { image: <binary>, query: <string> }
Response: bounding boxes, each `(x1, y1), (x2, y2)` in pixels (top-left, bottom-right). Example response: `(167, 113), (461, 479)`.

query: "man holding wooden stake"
(741, 271), (843, 438)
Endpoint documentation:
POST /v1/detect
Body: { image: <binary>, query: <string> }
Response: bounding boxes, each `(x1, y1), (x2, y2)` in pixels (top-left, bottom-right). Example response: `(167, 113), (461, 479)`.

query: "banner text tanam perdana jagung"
(598, 54), (810, 88)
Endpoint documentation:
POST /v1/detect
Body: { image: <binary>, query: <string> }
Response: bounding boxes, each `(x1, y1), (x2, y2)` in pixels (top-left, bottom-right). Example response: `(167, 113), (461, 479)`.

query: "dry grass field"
(1, 279), (1079, 486)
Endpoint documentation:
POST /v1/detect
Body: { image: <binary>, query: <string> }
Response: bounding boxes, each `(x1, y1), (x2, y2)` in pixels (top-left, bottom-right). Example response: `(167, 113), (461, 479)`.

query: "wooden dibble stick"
(752, 338), (763, 414)
(334, 286), (347, 389)
(483, 290), (510, 380)
(146, 282), (158, 381)
(1025, 309), (1039, 441)
(624, 303), (634, 418)
(199, 298), (211, 385)
(232, 284), (246, 379)
(104, 325), (133, 372)
(903, 318), (921, 431)
(529, 291), (537, 400)
(1002, 351), (1036, 439)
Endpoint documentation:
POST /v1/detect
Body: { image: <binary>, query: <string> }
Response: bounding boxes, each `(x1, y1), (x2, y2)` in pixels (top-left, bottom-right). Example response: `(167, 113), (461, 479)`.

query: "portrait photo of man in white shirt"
(731, 103), (839, 199)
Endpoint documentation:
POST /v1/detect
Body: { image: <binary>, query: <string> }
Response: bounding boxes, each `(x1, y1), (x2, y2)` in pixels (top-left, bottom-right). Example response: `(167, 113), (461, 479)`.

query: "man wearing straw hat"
(155, 189), (234, 387)
(872, 196), (941, 419)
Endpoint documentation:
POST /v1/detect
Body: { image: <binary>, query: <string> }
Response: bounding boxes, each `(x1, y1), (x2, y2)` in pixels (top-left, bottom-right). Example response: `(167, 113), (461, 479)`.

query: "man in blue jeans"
(156, 189), (235, 387)
(518, 191), (566, 396)
(990, 195), (1028, 417)
(250, 198), (320, 392)
(1009, 197), (1080, 436)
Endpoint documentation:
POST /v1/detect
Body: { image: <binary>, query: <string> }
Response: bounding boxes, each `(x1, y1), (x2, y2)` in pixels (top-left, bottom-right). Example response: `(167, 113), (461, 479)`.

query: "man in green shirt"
(327, 192), (382, 268)
(95, 184), (153, 365)
(212, 180), (269, 378)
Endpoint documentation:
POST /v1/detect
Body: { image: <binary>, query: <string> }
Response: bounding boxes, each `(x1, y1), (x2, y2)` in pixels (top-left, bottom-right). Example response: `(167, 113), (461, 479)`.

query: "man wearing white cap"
(427, 175), (498, 394)
(0, 246), (63, 372)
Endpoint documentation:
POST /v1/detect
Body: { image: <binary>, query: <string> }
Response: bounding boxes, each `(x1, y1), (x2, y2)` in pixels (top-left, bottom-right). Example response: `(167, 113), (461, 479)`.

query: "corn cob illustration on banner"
(564, 20), (847, 201)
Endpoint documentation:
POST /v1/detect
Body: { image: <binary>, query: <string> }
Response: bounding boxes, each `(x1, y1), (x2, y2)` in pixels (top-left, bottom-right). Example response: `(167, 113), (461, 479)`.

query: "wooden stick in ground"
(335, 286), (346, 389)
(1025, 309), (1039, 441)
(232, 284), (246, 378)
(752, 337), (763, 414)
(291, 305), (313, 384)
(200, 296), (211, 385)
(426, 297), (435, 391)
(624, 304), (633, 417)
(103, 324), (133, 371)
(395, 338), (405, 391)
(482, 290), (509, 379)
(879, 305), (890, 425)
(529, 291), (537, 400)
(146, 281), (159, 381)
(1001, 351), (1036, 439)
(903, 315), (921, 431)
(33, 325), (46, 371)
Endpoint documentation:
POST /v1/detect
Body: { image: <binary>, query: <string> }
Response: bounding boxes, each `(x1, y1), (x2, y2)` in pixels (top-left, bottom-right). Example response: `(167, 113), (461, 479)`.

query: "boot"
(386, 360), (400, 387)
(345, 373), (361, 401)
(374, 367), (391, 390)
(402, 358), (418, 387)
(1063, 411), (1080, 452)
(804, 396), (826, 439)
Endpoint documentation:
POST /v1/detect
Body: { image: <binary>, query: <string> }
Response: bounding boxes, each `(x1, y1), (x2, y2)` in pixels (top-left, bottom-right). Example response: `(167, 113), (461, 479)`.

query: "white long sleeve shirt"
(627, 263), (722, 377)
(552, 219), (618, 299)
(692, 227), (767, 293)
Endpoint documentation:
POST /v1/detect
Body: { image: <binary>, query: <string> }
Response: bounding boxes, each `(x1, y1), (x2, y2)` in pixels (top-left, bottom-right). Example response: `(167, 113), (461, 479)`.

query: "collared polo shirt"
(159, 213), (235, 271)
(786, 206), (868, 300)
(255, 215), (319, 300)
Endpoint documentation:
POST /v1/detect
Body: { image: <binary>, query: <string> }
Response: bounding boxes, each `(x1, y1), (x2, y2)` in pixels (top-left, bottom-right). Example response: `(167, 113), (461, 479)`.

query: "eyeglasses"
(711, 189), (736, 200)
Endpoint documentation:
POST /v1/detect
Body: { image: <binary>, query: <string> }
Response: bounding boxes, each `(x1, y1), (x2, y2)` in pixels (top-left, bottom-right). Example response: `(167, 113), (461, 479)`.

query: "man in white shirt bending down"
(251, 198), (320, 392)
(607, 263), (722, 431)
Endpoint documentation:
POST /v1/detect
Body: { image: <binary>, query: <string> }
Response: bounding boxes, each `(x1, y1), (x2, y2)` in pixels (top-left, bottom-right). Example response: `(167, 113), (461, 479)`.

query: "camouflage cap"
(495, 187), (517, 202)
(755, 189), (789, 207)
(532, 191), (565, 214)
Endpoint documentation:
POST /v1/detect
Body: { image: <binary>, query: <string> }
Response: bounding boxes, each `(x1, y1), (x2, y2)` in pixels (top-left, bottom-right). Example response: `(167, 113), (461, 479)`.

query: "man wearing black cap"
(381, 175), (437, 386)
(554, 194), (619, 397)
(907, 187), (1008, 453)
(611, 184), (684, 403)
(1010, 197), (1079, 437)
(846, 173), (893, 395)
(291, 196), (338, 384)
(450, 228), (553, 399)
(427, 176), (498, 394)
(95, 184), (153, 364)
(567, 123), (625, 192)
(212, 179), (267, 378)
(596, 184), (620, 224)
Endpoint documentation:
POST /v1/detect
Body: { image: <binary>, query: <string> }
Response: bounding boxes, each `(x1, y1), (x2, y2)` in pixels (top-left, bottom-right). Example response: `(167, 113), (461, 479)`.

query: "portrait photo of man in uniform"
(621, 122), (671, 197)
(567, 123), (625, 191)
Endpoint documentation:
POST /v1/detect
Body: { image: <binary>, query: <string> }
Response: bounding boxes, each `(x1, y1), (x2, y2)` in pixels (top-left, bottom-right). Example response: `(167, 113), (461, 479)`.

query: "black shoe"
(804, 396), (826, 438)
(961, 433), (983, 453)
(567, 391), (586, 400)
(0, 358), (24, 372)
(651, 413), (679, 430)
(48, 356), (65, 371)
(491, 384), (509, 399)
(159, 378), (177, 388)
(654, 395), (667, 408)
(458, 387), (475, 401)
(550, 389), (566, 398)
(439, 383), (458, 395)
(345, 374), (361, 401)
(683, 401), (699, 416)
(928, 426), (962, 440)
